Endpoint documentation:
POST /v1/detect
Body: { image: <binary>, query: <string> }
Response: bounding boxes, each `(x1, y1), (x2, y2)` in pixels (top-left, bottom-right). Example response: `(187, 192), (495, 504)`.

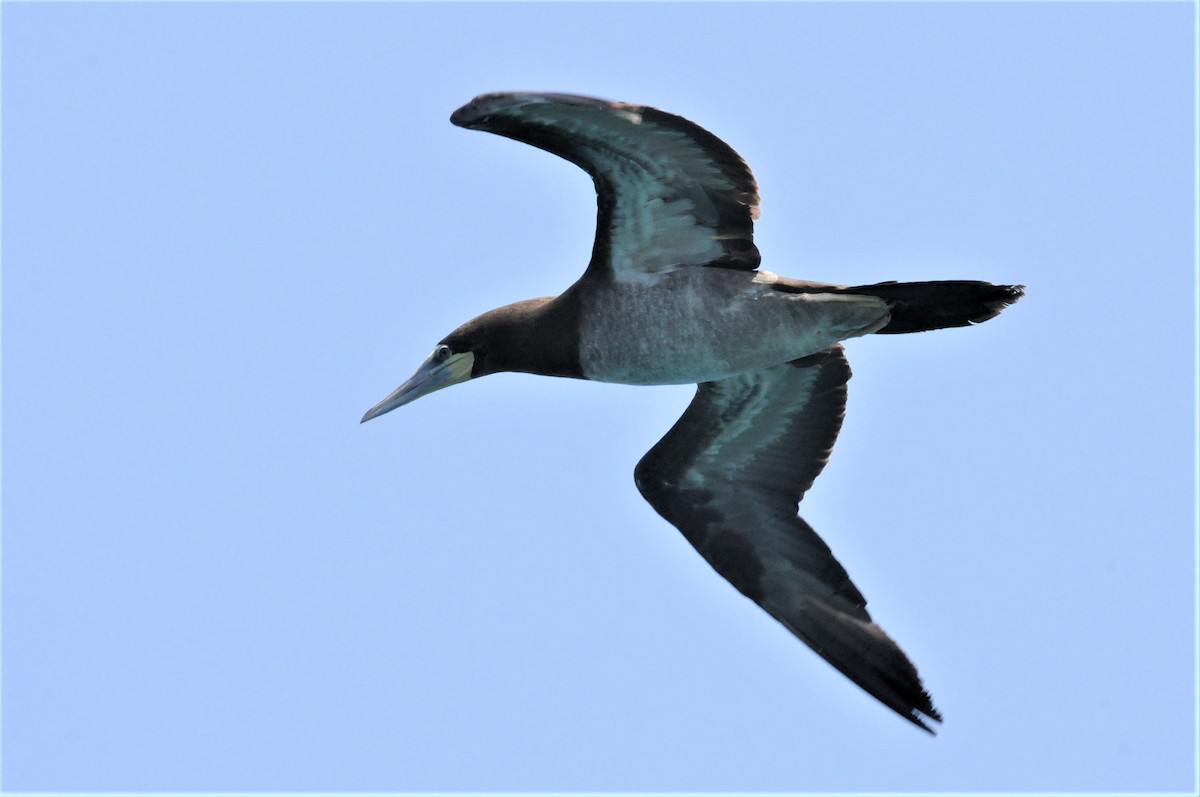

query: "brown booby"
(362, 92), (1023, 733)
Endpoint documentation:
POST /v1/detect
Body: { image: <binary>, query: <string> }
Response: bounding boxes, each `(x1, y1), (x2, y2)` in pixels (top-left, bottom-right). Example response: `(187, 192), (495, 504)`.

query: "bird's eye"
(433, 345), (452, 363)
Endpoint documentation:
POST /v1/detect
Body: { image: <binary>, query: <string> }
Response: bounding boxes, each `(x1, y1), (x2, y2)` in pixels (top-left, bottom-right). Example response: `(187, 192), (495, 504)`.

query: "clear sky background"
(2, 2), (1195, 794)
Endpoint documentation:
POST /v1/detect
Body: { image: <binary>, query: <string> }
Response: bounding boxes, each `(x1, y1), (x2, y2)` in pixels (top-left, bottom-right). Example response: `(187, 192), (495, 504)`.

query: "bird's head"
(360, 297), (565, 423)
(359, 324), (484, 424)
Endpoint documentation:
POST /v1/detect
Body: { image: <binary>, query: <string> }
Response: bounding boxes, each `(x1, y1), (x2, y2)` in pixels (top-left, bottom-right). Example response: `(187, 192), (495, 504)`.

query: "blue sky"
(2, 2), (1195, 793)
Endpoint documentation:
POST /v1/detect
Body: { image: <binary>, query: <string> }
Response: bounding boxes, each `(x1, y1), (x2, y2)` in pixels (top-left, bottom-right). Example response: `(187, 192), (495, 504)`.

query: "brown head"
(360, 295), (580, 423)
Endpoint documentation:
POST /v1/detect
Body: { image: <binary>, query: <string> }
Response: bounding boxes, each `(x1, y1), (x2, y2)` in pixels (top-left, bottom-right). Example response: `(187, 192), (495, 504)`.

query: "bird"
(361, 92), (1023, 733)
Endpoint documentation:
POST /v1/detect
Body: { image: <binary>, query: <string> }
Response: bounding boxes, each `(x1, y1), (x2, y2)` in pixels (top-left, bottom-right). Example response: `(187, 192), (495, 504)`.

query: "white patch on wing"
(611, 104), (643, 125)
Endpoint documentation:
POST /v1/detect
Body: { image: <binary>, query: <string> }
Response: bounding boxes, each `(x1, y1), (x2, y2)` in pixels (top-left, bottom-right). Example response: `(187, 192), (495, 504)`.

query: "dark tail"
(843, 280), (1025, 334)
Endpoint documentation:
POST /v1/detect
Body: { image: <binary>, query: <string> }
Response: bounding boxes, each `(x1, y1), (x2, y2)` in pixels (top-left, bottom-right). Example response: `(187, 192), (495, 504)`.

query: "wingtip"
(450, 92), (552, 128)
(909, 701), (944, 735)
(450, 91), (638, 130)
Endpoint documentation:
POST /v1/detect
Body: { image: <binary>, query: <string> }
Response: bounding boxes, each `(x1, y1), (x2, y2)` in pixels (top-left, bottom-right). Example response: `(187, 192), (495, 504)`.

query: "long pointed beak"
(361, 350), (474, 423)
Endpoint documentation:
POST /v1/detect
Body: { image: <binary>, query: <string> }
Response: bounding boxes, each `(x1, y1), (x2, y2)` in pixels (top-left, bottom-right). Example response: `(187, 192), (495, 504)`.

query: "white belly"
(576, 269), (889, 385)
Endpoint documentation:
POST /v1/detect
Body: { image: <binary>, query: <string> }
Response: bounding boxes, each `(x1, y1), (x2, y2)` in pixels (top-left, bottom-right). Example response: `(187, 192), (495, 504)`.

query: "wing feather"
(451, 92), (760, 278)
(634, 346), (943, 732)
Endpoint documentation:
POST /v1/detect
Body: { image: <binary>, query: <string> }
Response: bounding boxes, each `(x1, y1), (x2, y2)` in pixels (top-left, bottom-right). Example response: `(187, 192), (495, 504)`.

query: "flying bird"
(362, 92), (1023, 733)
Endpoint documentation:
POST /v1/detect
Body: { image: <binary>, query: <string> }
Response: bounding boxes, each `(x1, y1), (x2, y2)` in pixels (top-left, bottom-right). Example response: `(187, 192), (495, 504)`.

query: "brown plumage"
(363, 92), (1024, 733)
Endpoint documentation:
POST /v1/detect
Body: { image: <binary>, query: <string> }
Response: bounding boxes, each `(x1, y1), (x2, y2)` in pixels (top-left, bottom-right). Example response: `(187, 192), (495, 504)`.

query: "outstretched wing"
(451, 92), (761, 279)
(633, 346), (943, 732)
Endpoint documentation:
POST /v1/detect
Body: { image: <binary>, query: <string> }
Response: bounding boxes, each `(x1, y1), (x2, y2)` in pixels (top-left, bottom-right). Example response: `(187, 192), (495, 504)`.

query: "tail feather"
(843, 281), (1025, 334)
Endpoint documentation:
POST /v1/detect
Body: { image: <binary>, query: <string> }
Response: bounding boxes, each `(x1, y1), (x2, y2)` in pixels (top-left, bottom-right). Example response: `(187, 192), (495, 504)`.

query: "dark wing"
(633, 346), (943, 732)
(451, 92), (760, 279)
